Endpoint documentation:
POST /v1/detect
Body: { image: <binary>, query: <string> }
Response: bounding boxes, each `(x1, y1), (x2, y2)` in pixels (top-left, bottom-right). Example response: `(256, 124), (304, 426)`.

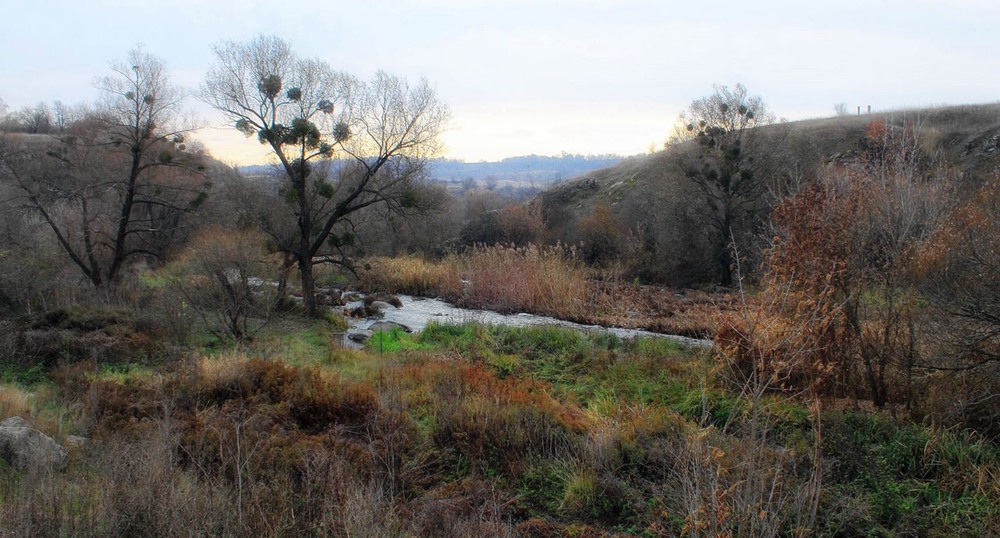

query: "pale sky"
(2, 0), (998, 164)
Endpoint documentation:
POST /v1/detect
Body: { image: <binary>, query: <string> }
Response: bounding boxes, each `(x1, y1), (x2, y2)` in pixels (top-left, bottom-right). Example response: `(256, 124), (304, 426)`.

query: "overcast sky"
(2, 0), (998, 163)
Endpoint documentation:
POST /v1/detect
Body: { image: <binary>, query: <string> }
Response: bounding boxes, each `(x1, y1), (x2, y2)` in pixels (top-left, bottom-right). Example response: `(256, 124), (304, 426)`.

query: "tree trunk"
(299, 254), (317, 317)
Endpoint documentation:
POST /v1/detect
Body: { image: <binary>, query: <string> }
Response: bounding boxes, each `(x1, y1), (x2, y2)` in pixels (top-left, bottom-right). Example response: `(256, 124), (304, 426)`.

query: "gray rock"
(0, 416), (68, 471)
(368, 301), (395, 311)
(64, 435), (89, 449)
(348, 330), (373, 344)
(368, 321), (412, 333)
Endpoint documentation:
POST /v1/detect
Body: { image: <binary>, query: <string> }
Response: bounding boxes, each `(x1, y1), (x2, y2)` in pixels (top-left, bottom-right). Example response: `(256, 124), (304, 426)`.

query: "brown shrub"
(17, 306), (164, 368)
(409, 478), (518, 537)
(400, 361), (585, 474)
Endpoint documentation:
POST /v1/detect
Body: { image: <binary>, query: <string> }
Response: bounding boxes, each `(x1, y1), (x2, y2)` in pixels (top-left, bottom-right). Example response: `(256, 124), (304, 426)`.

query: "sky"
(2, 0), (999, 164)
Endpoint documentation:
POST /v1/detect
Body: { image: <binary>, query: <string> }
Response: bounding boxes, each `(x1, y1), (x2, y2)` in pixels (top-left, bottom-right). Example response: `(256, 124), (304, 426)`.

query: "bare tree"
(677, 84), (776, 287)
(18, 102), (53, 134)
(202, 35), (448, 316)
(0, 47), (206, 290)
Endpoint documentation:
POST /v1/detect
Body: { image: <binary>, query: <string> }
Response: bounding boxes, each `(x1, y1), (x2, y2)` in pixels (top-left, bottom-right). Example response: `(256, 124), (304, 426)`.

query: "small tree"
(0, 47), (206, 291)
(202, 35), (447, 316)
(577, 203), (621, 266)
(677, 83), (775, 287)
(913, 177), (1000, 434)
(172, 228), (281, 342)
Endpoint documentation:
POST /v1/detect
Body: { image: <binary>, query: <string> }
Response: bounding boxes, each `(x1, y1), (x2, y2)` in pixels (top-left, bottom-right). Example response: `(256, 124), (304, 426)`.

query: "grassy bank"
(1, 319), (996, 537)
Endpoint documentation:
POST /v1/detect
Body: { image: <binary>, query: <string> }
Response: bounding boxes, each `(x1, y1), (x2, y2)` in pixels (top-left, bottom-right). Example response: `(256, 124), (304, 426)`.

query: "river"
(342, 294), (713, 348)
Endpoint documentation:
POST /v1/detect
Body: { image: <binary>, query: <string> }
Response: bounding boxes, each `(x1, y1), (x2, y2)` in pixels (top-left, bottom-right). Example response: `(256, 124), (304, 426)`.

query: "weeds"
(1, 314), (995, 537)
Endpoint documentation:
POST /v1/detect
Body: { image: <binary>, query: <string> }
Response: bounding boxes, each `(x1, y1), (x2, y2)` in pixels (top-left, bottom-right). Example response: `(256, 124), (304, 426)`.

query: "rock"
(64, 435), (89, 449)
(0, 416), (68, 471)
(368, 321), (413, 333)
(348, 330), (373, 344)
(368, 301), (395, 311)
(365, 293), (403, 308)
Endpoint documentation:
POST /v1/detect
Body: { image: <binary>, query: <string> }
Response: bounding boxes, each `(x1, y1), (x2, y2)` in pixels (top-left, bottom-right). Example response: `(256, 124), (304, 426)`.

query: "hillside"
(539, 103), (1000, 285)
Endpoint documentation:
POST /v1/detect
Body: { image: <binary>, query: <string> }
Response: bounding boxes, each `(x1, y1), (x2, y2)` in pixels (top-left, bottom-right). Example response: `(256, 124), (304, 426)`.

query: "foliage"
(734, 117), (953, 406)
(911, 176), (1000, 437)
(577, 203), (622, 266)
(460, 202), (545, 247)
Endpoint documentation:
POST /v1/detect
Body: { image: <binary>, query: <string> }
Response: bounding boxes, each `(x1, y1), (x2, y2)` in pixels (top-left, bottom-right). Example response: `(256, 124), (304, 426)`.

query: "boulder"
(348, 330), (373, 344)
(368, 321), (413, 333)
(368, 301), (396, 312)
(365, 293), (403, 308)
(0, 416), (68, 471)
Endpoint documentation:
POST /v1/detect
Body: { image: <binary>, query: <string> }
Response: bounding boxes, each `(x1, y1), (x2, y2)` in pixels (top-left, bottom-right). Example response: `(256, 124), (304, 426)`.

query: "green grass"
(0, 363), (48, 386)
(365, 327), (432, 353)
(239, 316), (344, 366)
(417, 322), (703, 409)
(95, 363), (158, 384)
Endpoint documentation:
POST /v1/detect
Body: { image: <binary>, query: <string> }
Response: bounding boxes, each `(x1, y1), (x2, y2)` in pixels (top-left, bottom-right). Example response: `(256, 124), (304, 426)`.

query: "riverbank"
(359, 250), (738, 340)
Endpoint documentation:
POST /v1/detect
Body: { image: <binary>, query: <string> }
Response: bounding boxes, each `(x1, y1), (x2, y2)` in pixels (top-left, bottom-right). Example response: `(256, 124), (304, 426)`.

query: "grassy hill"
(539, 103), (1000, 285)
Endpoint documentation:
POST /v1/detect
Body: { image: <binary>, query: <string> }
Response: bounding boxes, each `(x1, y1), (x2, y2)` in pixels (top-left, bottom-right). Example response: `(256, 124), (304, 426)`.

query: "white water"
(342, 294), (712, 348)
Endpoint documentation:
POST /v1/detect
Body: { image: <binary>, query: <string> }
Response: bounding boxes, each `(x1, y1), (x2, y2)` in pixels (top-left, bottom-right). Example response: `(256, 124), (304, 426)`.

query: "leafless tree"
(18, 102), (53, 134)
(676, 84), (777, 287)
(0, 47), (207, 291)
(202, 35), (448, 316)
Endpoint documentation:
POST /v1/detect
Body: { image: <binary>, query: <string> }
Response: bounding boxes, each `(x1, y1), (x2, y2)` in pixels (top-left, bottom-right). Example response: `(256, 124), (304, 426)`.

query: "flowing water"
(342, 294), (713, 348)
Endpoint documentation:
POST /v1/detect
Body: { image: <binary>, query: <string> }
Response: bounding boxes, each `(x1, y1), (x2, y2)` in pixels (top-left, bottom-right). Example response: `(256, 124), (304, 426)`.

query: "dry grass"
(363, 245), (589, 319)
(0, 384), (35, 422)
(457, 244), (588, 318)
(361, 255), (462, 298)
(582, 284), (736, 338)
(0, 384), (75, 442)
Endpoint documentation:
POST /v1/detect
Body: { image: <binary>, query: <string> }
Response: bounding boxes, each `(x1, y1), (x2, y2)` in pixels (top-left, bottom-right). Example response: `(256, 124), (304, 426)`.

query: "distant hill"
(428, 154), (629, 184)
(239, 154), (630, 184)
(539, 103), (1000, 285)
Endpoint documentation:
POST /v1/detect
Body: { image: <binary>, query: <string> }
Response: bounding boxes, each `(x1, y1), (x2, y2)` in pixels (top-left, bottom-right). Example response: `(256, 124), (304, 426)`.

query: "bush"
(13, 306), (165, 368)
(166, 227), (283, 342)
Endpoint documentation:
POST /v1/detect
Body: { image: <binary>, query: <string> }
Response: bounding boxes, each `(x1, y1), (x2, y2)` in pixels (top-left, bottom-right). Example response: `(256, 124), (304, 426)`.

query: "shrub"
(167, 227), (283, 342)
(15, 306), (165, 368)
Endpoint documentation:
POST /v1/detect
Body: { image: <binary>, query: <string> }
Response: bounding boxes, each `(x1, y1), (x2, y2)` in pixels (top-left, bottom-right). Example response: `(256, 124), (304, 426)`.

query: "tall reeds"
(362, 245), (588, 319)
